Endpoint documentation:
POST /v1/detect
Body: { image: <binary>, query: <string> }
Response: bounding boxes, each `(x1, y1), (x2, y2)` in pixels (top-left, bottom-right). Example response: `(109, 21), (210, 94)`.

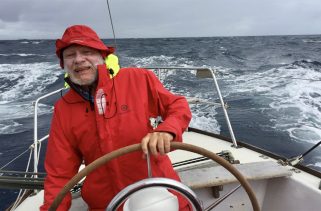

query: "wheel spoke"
(204, 184), (241, 211)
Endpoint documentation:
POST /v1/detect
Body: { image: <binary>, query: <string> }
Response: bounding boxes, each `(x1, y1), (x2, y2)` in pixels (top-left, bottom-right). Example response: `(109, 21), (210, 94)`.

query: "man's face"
(63, 45), (104, 86)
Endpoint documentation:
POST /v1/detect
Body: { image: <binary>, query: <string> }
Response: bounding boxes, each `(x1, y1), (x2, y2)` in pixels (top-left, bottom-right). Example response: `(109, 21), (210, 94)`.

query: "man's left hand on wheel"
(141, 132), (174, 156)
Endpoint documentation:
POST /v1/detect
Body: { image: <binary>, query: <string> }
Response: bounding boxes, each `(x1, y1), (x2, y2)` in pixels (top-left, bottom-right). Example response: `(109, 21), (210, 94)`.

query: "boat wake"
(220, 59), (321, 145)
(0, 62), (62, 135)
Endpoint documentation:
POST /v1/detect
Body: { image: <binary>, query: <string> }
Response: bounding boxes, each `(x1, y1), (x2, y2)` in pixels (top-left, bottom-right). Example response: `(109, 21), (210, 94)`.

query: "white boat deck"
(13, 130), (321, 211)
(178, 161), (292, 188)
(171, 131), (321, 211)
(170, 131), (321, 190)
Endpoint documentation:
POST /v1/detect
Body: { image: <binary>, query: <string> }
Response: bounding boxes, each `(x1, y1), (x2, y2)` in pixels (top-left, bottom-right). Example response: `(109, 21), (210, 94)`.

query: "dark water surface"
(1, 35), (321, 209)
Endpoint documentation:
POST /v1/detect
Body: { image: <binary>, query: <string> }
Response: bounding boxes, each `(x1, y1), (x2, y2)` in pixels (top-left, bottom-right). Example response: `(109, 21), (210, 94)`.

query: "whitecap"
(190, 114), (220, 134)
(17, 53), (36, 57)
(0, 121), (25, 135)
(219, 61), (321, 145)
(0, 62), (63, 103)
(302, 39), (321, 43)
(306, 155), (321, 170)
(264, 66), (321, 144)
(125, 55), (194, 67)
(287, 126), (321, 144)
(314, 162), (321, 168)
(0, 102), (53, 135)
(0, 102), (53, 121)
(0, 62), (61, 134)
(0, 53), (43, 57)
(189, 103), (220, 134)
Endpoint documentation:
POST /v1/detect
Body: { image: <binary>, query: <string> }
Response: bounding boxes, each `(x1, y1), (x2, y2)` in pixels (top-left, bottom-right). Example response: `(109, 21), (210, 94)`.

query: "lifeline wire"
(287, 140), (321, 166)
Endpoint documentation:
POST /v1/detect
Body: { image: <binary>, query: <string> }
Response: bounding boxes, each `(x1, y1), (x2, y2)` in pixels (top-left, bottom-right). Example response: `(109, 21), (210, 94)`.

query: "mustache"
(75, 66), (91, 71)
(74, 63), (96, 72)
(66, 59), (104, 73)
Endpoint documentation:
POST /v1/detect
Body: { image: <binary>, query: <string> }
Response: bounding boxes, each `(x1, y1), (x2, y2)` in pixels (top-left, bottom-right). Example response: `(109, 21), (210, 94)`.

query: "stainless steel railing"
(33, 88), (67, 177)
(144, 67), (237, 147)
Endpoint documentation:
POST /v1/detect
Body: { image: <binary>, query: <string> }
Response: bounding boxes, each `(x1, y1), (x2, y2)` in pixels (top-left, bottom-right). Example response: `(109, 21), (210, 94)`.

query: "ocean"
(1, 35), (321, 209)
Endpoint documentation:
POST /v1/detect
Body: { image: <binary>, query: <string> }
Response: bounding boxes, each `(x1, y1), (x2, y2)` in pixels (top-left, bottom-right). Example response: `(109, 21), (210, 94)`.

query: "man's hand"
(141, 132), (174, 156)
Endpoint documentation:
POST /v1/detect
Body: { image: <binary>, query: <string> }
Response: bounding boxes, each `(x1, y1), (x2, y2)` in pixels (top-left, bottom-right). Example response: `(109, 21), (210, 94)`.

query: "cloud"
(0, 0), (321, 39)
(0, 0), (28, 22)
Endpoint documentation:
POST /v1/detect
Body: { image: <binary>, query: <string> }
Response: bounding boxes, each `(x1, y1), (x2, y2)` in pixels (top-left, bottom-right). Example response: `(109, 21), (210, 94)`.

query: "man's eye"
(83, 51), (93, 55)
(65, 53), (75, 58)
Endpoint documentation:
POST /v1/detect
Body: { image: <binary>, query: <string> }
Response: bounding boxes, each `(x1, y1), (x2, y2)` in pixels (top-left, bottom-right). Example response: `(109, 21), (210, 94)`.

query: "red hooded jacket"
(40, 64), (192, 210)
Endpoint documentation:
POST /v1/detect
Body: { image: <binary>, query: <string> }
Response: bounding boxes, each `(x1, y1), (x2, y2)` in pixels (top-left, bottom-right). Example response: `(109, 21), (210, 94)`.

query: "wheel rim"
(49, 142), (260, 211)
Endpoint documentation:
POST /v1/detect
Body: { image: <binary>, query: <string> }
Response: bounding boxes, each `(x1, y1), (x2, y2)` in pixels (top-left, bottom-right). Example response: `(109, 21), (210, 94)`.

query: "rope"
(49, 142), (260, 211)
(10, 148), (33, 210)
(37, 141), (42, 162)
(106, 0), (117, 50)
(0, 147), (31, 170)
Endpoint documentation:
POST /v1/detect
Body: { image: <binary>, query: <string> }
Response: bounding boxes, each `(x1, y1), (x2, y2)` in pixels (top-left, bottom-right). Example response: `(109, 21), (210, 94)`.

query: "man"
(40, 25), (192, 211)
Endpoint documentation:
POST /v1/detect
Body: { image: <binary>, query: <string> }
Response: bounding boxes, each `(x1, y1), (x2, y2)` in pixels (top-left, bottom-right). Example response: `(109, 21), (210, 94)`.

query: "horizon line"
(1, 33), (321, 41)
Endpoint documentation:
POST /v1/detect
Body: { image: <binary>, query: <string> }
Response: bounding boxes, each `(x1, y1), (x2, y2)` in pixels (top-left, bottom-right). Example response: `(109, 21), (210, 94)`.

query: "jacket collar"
(62, 64), (112, 103)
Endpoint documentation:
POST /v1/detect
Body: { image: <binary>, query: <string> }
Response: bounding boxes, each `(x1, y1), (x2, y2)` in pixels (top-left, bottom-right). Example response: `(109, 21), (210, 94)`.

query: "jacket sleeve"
(146, 70), (192, 141)
(40, 106), (82, 211)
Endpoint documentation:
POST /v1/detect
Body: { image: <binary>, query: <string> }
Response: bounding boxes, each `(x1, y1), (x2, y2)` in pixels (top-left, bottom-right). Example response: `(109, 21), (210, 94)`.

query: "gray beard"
(65, 57), (104, 86)
(68, 70), (98, 86)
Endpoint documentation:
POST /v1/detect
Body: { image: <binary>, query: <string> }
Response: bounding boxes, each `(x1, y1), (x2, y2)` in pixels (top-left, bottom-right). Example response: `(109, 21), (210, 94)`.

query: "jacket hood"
(56, 25), (115, 68)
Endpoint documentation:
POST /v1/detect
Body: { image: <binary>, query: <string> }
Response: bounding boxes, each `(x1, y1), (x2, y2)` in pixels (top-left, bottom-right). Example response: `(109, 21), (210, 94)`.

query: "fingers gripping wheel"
(106, 177), (202, 211)
(49, 142), (260, 211)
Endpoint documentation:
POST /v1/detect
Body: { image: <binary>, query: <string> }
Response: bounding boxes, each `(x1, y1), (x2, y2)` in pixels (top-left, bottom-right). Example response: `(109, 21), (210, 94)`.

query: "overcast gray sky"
(1, 0), (321, 40)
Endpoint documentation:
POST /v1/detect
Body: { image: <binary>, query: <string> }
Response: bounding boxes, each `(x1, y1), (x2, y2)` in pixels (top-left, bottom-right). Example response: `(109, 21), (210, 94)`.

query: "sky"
(1, 0), (321, 40)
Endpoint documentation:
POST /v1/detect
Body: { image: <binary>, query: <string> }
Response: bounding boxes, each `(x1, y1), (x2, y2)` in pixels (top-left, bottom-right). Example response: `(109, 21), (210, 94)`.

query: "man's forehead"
(64, 44), (97, 52)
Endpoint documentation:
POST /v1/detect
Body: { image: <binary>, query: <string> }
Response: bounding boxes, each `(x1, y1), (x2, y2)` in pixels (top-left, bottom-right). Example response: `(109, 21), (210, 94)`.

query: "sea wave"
(0, 62), (61, 134)
(0, 103), (34, 120)
(267, 63), (321, 144)
(0, 62), (62, 102)
(0, 102), (52, 118)
(314, 162), (321, 168)
(0, 53), (45, 57)
(290, 59), (321, 70)
(20, 40), (42, 44)
(190, 105), (220, 134)
(302, 39), (321, 43)
(0, 102), (53, 135)
(306, 155), (321, 171)
(0, 121), (25, 135)
(123, 55), (194, 67)
(219, 60), (321, 145)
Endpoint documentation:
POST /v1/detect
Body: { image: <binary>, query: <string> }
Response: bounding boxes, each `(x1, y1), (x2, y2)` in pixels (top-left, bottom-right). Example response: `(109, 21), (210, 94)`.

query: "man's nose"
(74, 52), (85, 63)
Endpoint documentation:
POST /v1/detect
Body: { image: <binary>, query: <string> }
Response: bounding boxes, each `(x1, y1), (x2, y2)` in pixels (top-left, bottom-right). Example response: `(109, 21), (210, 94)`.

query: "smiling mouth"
(75, 66), (91, 73)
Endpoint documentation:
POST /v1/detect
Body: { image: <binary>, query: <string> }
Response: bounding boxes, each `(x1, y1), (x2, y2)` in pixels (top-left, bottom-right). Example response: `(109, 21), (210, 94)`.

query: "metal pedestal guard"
(106, 177), (202, 211)
(49, 142), (260, 211)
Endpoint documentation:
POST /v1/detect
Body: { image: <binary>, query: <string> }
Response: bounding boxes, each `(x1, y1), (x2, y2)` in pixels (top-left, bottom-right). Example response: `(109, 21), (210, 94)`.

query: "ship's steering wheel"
(49, 142), (260, 211)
